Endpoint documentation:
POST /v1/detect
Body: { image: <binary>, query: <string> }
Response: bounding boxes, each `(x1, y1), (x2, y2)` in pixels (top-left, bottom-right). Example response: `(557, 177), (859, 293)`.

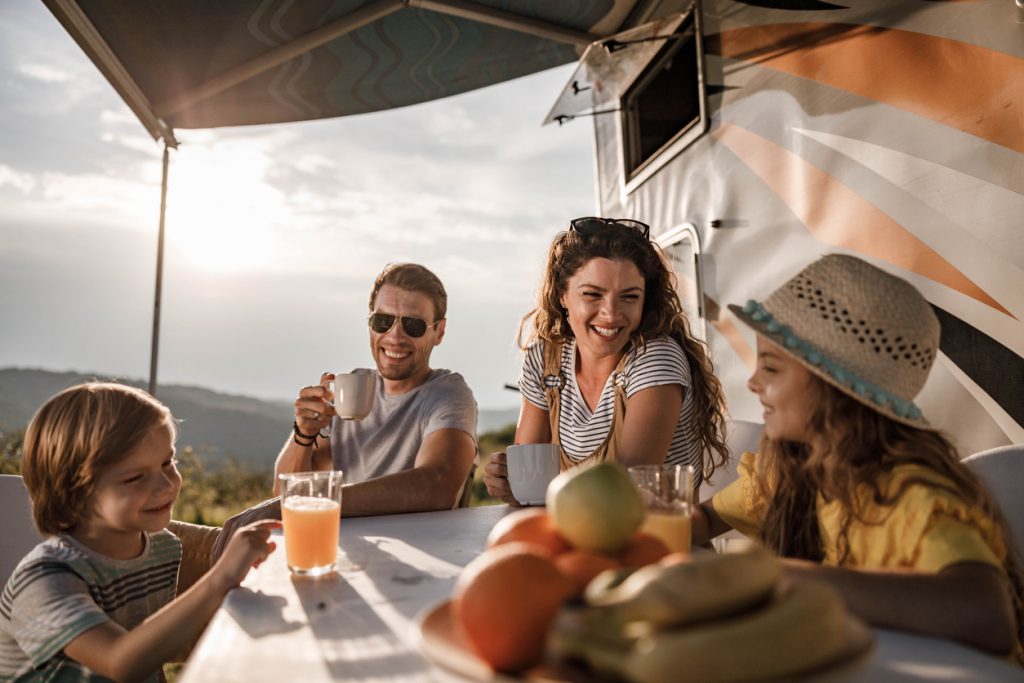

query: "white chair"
(0, 475), (44, 586)
(963, 445), (1024, 562)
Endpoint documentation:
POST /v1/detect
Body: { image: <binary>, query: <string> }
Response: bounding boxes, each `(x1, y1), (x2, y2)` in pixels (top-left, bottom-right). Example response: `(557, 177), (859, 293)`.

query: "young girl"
(0, 382), (278, 682)
(485, 217), (729, 503)
(694, 254), (1022, 659)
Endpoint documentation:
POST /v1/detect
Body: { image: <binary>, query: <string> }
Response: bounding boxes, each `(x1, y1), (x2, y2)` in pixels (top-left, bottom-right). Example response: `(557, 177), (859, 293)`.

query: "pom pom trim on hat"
(742, 299), (923, 421)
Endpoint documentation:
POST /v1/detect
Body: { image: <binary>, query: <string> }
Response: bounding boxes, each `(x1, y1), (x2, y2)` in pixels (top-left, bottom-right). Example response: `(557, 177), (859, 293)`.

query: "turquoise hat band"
(742, 299), (924, 421)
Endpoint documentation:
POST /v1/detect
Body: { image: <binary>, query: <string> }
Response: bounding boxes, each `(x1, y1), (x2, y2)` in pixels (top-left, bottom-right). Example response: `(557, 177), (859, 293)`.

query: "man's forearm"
(342, 466), (463, 517)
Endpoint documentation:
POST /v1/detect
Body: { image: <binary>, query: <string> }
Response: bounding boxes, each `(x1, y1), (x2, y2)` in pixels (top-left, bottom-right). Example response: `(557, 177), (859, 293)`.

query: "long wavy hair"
(756, 378), (1023, 646)
(518, 225), (729, 481)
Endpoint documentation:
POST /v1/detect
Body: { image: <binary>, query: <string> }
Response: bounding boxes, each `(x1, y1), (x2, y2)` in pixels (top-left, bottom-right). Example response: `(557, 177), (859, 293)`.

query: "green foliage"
(470, 422), (517, 506)
(172, 447), (273, 526)
(0, 429), (23, 474)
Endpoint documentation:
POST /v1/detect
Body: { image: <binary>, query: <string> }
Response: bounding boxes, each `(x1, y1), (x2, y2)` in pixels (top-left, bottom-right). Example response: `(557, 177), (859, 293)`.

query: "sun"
(164, 137), (286, 273)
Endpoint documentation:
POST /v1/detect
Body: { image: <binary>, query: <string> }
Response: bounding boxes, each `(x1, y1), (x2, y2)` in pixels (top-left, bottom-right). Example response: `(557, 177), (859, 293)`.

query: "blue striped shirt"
(0, 530), (180, 682)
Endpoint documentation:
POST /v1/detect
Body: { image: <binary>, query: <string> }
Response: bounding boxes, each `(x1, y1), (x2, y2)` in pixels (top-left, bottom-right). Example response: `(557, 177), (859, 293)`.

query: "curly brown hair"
(518, 224), (729, 481)
(22, 382), (173, 535)
(756, 377), (1023, 646)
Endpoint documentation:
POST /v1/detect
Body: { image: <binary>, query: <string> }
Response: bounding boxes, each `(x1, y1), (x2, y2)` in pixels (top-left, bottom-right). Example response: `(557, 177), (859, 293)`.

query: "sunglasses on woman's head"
(570, 216), (651, 239)
(367, 312), (437, 338)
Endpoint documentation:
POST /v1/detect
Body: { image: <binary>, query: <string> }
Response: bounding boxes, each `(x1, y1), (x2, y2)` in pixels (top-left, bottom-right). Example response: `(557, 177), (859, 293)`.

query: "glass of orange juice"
(278, 470), (343, 576)
(627, 465), (694, 555)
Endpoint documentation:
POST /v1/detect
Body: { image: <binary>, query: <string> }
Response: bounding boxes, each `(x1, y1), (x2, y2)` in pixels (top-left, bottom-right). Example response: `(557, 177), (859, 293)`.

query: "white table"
(179, 506), (1023, 682)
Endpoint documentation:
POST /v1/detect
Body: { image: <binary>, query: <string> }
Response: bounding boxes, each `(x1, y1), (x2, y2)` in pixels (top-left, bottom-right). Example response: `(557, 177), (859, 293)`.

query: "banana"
(552, 579), (861, 683)
(583, 541), (779, 628)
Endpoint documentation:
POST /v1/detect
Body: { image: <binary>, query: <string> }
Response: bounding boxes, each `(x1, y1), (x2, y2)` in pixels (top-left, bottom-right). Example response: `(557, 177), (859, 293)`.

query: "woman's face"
(560, 257), (645, 361)
(747, 336), (822, 443)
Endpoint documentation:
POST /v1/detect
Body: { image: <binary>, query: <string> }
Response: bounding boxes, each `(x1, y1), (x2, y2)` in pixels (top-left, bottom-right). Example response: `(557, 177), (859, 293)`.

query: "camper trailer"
(44, 0), (1023, 457)
(546, 0), (1024, 459)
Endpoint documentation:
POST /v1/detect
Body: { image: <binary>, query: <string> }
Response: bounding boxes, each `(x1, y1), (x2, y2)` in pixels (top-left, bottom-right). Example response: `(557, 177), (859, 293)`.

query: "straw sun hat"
(728, 254), (940, 429)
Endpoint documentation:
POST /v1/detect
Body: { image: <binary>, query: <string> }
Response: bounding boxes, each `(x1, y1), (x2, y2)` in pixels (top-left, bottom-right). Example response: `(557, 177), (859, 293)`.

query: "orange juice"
(281, 495), (340, 573)
(641, 509), (692, 554)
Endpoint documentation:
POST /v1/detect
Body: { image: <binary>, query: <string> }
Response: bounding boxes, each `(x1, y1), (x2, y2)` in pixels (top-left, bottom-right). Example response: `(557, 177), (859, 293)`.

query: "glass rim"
(277, 470), (344, 481)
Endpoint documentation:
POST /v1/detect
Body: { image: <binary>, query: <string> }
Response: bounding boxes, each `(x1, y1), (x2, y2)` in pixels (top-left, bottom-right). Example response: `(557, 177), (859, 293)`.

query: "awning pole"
(148, 142), (170, 397)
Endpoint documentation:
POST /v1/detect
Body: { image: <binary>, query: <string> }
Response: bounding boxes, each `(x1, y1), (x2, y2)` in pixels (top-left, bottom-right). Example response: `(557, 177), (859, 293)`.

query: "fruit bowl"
(416, 598), (874, 683)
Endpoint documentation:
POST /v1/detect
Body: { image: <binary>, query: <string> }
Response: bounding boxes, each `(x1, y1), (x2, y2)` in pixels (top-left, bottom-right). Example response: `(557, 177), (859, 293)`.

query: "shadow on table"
(291, 568), (429, 679)
(222, 588), (302, 638)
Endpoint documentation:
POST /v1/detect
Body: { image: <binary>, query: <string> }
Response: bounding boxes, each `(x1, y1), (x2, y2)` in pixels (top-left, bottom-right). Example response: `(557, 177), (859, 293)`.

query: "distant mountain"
(0, 368), (519, 467)
(0, 368), (293, 468)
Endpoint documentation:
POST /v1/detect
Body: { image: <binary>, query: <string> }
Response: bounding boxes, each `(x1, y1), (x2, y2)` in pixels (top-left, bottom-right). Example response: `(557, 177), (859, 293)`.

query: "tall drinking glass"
(628, 464), (694, 555)
(278, 470), (343, 576)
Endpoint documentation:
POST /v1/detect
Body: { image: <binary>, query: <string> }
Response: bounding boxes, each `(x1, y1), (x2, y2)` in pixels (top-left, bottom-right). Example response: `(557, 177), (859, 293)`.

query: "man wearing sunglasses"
(279, 262), (478, 516)
(213, 264), (477, 547)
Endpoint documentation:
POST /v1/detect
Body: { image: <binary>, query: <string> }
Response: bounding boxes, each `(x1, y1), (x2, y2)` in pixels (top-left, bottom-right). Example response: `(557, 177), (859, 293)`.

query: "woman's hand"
(294, 373), (336, 436)
(483, 452), (520, 506)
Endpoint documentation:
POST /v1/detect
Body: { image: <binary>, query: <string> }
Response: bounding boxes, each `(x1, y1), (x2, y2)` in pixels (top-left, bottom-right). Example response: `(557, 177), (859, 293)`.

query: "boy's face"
(85, 420), (181, 539)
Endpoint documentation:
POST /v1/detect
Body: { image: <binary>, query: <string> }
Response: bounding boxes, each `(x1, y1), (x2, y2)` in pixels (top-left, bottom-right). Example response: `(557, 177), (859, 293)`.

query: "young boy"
(0, 382), (278, 682)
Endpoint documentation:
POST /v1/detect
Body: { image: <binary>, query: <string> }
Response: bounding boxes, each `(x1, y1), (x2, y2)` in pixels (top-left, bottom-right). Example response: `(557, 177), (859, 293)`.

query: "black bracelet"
(293, 421), (318, 447)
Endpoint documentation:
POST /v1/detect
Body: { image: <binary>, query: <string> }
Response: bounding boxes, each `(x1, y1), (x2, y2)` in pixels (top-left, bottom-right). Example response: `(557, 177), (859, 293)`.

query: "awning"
(42, 0), (655, 146)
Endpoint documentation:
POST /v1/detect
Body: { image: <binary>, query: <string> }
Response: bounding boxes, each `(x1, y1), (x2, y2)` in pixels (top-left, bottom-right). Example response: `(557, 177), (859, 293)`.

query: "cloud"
(0, 165), (34, 193)
(17, 62), (70, 83)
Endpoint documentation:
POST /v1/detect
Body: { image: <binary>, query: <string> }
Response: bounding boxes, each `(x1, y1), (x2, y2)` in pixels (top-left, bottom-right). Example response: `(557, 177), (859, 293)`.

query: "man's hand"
(211, 497), (282, 564)
(482, 451), (520, 506)
(294, 373), (336, 436)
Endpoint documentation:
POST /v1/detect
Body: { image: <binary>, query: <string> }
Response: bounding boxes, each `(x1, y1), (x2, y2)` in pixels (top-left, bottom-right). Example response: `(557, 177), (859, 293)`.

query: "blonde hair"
(520, 226), (729, 480)
(22, 382), (173, 534)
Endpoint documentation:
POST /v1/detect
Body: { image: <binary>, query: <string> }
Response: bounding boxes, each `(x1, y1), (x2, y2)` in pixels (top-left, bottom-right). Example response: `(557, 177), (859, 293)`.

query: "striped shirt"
(0, 530), (181, 682)
(519, 337), (701, 480)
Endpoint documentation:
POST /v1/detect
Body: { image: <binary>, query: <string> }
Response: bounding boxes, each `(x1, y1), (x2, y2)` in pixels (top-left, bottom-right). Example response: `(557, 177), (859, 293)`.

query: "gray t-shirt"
(328, 368), (477, 483)
(0, 530), (180, 682)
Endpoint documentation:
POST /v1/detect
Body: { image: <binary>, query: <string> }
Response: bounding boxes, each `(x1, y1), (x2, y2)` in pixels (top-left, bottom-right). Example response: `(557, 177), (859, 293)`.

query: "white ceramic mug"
(506, 443), (561, 506)
(328, 372), (376, 420)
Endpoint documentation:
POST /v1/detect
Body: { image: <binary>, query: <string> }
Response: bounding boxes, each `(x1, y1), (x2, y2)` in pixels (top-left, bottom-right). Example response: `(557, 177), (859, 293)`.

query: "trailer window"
(621, 11), (707, 192)
(658, 223), (705, 341)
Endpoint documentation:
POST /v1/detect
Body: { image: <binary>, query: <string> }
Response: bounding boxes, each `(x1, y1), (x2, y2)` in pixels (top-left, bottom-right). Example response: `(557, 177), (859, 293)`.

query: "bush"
(471, 422), (517, 506)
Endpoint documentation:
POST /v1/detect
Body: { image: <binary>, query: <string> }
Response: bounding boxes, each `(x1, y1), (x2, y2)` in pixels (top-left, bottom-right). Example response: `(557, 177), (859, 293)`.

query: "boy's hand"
(210, 520), (280, 593)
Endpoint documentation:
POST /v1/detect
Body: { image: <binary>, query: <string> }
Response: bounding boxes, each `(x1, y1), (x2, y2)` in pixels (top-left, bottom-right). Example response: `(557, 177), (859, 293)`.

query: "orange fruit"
(486, 508), (570, 557)
(554, 548), (622, 598)
(620, 531), (671, 568)
(452, 543), (574, 672)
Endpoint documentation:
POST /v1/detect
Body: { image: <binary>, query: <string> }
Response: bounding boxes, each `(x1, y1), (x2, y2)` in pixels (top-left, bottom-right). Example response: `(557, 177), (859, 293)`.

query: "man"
(279, 262), (478, 515)
(212, 264), (477, 559)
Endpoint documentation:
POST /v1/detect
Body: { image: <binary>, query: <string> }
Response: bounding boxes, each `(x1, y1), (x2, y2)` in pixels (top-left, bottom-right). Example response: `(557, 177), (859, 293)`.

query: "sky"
(0, 0), (597, 410)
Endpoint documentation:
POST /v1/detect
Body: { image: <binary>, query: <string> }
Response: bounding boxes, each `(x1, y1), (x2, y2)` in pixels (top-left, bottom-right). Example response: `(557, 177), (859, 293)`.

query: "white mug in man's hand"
(328, 371), (376, 420)
(506, 443), (561, 506)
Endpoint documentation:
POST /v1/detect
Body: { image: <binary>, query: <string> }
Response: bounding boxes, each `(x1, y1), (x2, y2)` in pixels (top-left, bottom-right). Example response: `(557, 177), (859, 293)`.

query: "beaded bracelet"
(292, 421), (318, 447)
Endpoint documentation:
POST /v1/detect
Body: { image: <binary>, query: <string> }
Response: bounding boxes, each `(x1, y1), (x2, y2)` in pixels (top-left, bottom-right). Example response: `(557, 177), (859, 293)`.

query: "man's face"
(369, 284), (445, 388)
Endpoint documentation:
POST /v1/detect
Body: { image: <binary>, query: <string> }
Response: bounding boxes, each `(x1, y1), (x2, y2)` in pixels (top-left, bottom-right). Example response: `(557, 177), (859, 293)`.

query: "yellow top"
(711, 452), (1008, 572)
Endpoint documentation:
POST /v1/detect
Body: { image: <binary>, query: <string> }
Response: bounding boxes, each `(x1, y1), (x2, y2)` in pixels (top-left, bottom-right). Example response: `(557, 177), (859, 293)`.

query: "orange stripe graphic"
(711, 23), (1024, 154)
(713, 123), (1013, 318)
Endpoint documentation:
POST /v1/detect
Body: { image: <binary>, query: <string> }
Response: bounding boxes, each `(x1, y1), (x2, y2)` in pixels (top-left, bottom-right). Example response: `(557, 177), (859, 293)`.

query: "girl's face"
(77, 420), (181, 556)
(560, 257), (645, 361)
(747, 336), (821, 444)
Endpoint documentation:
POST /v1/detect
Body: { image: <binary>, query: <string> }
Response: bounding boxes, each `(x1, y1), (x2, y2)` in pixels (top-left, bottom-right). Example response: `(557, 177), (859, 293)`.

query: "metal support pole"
(148, 142), (170, 397)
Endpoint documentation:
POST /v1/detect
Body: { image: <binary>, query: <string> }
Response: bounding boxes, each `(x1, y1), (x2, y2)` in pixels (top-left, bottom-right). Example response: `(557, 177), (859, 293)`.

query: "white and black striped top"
(519, 336), (701, 480)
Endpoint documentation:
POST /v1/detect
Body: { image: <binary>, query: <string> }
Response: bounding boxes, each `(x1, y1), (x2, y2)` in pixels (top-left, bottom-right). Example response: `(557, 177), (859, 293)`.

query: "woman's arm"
(616, 384), (684, 467)
(781, 559), (1018, 655)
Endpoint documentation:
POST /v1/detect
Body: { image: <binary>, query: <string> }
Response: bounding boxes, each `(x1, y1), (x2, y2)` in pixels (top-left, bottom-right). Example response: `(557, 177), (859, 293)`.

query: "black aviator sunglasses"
(367, 312), (439, 338)
(570, 216), (651, 239)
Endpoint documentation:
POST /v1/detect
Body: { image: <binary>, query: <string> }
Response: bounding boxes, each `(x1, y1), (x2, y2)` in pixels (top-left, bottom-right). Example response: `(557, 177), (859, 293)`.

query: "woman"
(694, 254), (1022, 658)
(484, 217), (728, 503)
